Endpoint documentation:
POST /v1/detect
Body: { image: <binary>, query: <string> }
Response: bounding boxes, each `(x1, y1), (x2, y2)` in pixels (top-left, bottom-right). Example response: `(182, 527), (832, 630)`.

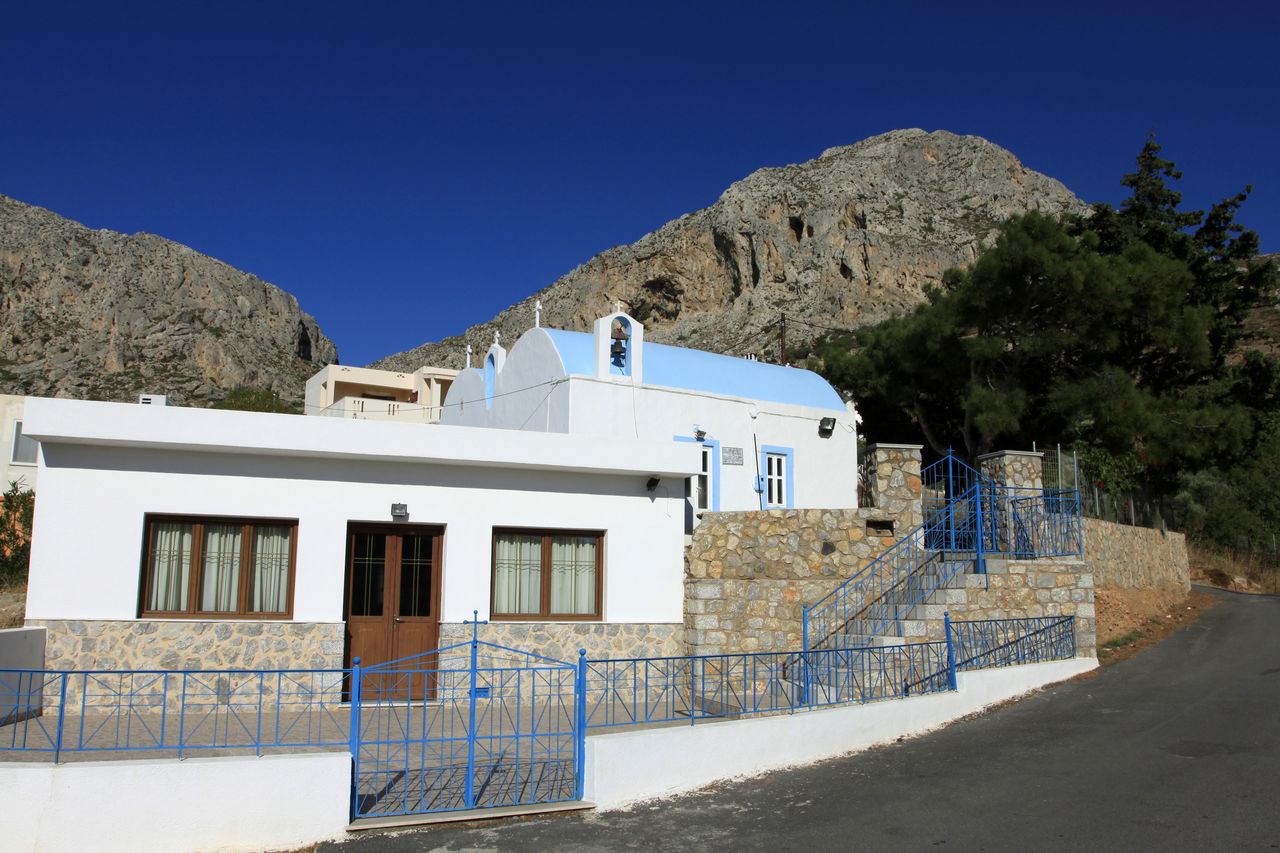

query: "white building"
(22, 397), (697, 672)
(442, 309), (860, 517)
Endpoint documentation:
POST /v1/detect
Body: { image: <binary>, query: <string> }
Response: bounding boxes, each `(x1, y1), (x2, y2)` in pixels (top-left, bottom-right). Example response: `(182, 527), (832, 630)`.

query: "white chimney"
(138, 394), (167, 406)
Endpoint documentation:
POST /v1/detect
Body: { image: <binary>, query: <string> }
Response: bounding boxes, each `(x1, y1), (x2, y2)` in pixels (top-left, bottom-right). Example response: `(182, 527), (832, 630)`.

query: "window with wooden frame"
(140, 515), (297, 618)
(491, 528), (602, 620)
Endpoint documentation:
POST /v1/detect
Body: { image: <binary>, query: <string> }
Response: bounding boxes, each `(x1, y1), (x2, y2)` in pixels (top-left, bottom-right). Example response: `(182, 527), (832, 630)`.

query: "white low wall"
(0, 627), (45, 721)
(584, 656), (1098, 808)
(0, 752), (351, 853)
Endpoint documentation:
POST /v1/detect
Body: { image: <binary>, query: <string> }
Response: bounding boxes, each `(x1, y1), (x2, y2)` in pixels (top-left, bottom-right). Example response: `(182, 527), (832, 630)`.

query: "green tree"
(818, 137), (1278, 491)
(211, 386), (297, 414)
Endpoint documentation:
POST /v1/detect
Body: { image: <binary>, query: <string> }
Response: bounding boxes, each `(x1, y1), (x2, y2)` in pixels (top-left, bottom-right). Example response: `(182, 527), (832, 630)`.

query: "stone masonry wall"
(977, 450), (1045, 490)
(905, 558), (1096, 658)
(685, 507), (913, 655)
(31, 619), (345, 673)
(28, 619), (345, 705)
(1083, 517), (1189, 594)
(863, 444), (924, 528)
(686, 445), (922, 656)
(437, 621), (683, 664)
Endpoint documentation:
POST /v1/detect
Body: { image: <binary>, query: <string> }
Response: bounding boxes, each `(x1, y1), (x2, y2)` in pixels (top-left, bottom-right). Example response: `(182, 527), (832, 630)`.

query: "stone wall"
(437, 621), (683, 664)
(1083, 518), (1189, 593)
(977, 450), (1045, 490)
(30, 619), (345, 674)
(686, 445), (923, 656)
(862, 444), (923, 527)
(685, 507), (913, 655)
(907, 558), (1096, 658)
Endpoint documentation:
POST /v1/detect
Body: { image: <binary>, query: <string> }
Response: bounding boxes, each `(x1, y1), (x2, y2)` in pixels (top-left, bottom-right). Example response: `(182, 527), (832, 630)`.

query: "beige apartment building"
(303, 364), (458, 423)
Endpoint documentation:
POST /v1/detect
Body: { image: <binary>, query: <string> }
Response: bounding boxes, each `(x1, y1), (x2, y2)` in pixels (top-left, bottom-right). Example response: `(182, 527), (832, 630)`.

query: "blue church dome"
(542, 329), (846, 412)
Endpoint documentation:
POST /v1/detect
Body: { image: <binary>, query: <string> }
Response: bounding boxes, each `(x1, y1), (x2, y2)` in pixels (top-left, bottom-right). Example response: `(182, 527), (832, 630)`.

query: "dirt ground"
(0, 582), (23, 629)
(1094, 587), (1217, 667)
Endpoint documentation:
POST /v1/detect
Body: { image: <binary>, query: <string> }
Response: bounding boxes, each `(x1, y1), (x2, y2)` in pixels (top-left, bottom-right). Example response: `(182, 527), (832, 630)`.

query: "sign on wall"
(722, 446), (744, 466)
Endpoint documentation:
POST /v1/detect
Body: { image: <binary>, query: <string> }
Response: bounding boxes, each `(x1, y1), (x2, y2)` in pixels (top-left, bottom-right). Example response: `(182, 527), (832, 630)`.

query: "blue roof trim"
(540, 329), (845, 411)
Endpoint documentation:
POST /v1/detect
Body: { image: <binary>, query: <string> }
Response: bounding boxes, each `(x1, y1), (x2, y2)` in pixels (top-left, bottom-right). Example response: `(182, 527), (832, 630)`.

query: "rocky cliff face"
(0, 195), (337, 406)
(375, 129), (1088, 372)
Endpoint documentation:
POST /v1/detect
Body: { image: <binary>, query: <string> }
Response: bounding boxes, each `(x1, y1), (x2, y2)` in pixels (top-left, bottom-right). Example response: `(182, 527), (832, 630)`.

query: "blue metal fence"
(0, 667), (349, 761)
(925, 450), (1083, 561)
(950, 615), (1077, 670)
(583, 639), (954, 729)
(0, 612), (1077, 827)
(349, 632), (581, 820)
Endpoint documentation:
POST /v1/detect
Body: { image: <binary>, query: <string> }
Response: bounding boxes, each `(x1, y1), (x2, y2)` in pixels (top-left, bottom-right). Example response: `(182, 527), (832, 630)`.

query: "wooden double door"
(345, 525), (443, 673)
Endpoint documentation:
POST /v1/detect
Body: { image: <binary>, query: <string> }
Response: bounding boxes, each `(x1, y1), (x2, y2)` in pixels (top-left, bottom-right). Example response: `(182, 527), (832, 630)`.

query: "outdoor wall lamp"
(646, 477), (661, 492)
(694, 427), (706, 441)
(390, 503), (409, 521)
(818, 417), (836, 438)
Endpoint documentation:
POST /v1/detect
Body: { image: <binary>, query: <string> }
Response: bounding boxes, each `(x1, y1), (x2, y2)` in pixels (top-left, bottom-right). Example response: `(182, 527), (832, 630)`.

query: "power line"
(784, 315), (863, 337)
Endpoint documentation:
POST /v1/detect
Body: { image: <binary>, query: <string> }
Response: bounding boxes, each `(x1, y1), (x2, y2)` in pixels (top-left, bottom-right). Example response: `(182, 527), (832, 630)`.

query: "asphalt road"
(326, 587), (1280, 852)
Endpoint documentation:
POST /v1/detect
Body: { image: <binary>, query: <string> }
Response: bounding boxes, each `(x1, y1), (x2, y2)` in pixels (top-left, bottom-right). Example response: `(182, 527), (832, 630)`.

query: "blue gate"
(349, 624), (583, 820)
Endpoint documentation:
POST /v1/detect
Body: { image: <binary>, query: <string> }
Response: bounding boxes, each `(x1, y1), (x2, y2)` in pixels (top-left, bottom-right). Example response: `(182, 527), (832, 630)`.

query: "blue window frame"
(484, 354), (496, 409)
(759, 445), (794, 509)
(674, 435), (720, 512)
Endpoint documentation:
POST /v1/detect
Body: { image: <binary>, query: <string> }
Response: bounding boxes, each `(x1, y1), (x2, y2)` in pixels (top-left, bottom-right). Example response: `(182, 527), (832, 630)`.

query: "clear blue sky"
(3, 2), (1277, 366)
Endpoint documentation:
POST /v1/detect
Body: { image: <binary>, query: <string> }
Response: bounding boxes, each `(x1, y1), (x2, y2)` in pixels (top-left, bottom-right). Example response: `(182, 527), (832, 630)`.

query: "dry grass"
(1188, 541), (1280, 595)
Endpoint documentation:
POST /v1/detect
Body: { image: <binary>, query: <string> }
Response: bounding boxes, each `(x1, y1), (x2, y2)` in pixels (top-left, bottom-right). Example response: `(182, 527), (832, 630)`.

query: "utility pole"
(779, 312), (787, 364)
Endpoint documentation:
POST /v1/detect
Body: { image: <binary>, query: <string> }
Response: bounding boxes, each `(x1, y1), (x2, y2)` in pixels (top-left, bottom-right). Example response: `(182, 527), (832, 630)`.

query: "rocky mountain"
(375, 129), (1088, 372)
(0, 194), (337, 406)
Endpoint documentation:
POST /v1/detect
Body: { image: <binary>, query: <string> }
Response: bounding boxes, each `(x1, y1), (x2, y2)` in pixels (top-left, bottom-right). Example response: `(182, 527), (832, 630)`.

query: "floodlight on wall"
(390, 503), (409, 521)
(818, 417), (836, 438)
(646, 477), (661, 492)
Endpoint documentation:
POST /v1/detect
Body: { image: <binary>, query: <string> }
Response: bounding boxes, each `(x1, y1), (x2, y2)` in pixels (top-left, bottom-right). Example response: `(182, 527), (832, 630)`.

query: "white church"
(441, 305), (861, 517)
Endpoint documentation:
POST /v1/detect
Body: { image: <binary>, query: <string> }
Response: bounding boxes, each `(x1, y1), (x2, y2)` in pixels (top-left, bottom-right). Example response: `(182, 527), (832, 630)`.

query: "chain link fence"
(1033, 443), (1179, 531)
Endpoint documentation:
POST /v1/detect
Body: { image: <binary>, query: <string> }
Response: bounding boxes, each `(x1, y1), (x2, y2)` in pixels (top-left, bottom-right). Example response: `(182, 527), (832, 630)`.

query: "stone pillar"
(864, 444), (923, 528)
(977, 450), (1044, 491)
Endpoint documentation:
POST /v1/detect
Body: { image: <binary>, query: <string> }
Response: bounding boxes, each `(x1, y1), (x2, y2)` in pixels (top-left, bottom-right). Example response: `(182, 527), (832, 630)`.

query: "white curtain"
(251, 526), (291, 613)
(148, 522), (192, 611)
(493, 533), (541, 615)
(199, 524), (242, 612)
(550, 536), (596, 615)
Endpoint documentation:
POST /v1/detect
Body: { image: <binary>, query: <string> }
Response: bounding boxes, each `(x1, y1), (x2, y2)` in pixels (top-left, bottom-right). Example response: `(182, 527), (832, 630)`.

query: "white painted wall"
(0, 752), (350, 853)
(583, 656), (1098, 809)
(27, 445), (688, 625)
(566, 378), (858, 511)
(446, 329), (573, 432)
(23, 399), (697, 627)
(0, 626), (45, 718)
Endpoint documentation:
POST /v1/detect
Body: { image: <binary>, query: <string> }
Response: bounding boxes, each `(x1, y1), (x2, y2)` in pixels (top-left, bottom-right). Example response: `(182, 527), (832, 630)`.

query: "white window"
(765, 452), (787, 507)
(695, 445), (712, 511)
(10, 421), (37, 466)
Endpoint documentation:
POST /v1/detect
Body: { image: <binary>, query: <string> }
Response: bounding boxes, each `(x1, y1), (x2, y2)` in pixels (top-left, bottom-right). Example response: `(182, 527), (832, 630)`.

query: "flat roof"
(22, 398), (700, 478)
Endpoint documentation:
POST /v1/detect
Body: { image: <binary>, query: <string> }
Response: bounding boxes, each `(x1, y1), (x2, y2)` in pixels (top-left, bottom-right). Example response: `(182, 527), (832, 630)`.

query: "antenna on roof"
(534, 299), (542, 328)
(465, 344), (472, 369)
